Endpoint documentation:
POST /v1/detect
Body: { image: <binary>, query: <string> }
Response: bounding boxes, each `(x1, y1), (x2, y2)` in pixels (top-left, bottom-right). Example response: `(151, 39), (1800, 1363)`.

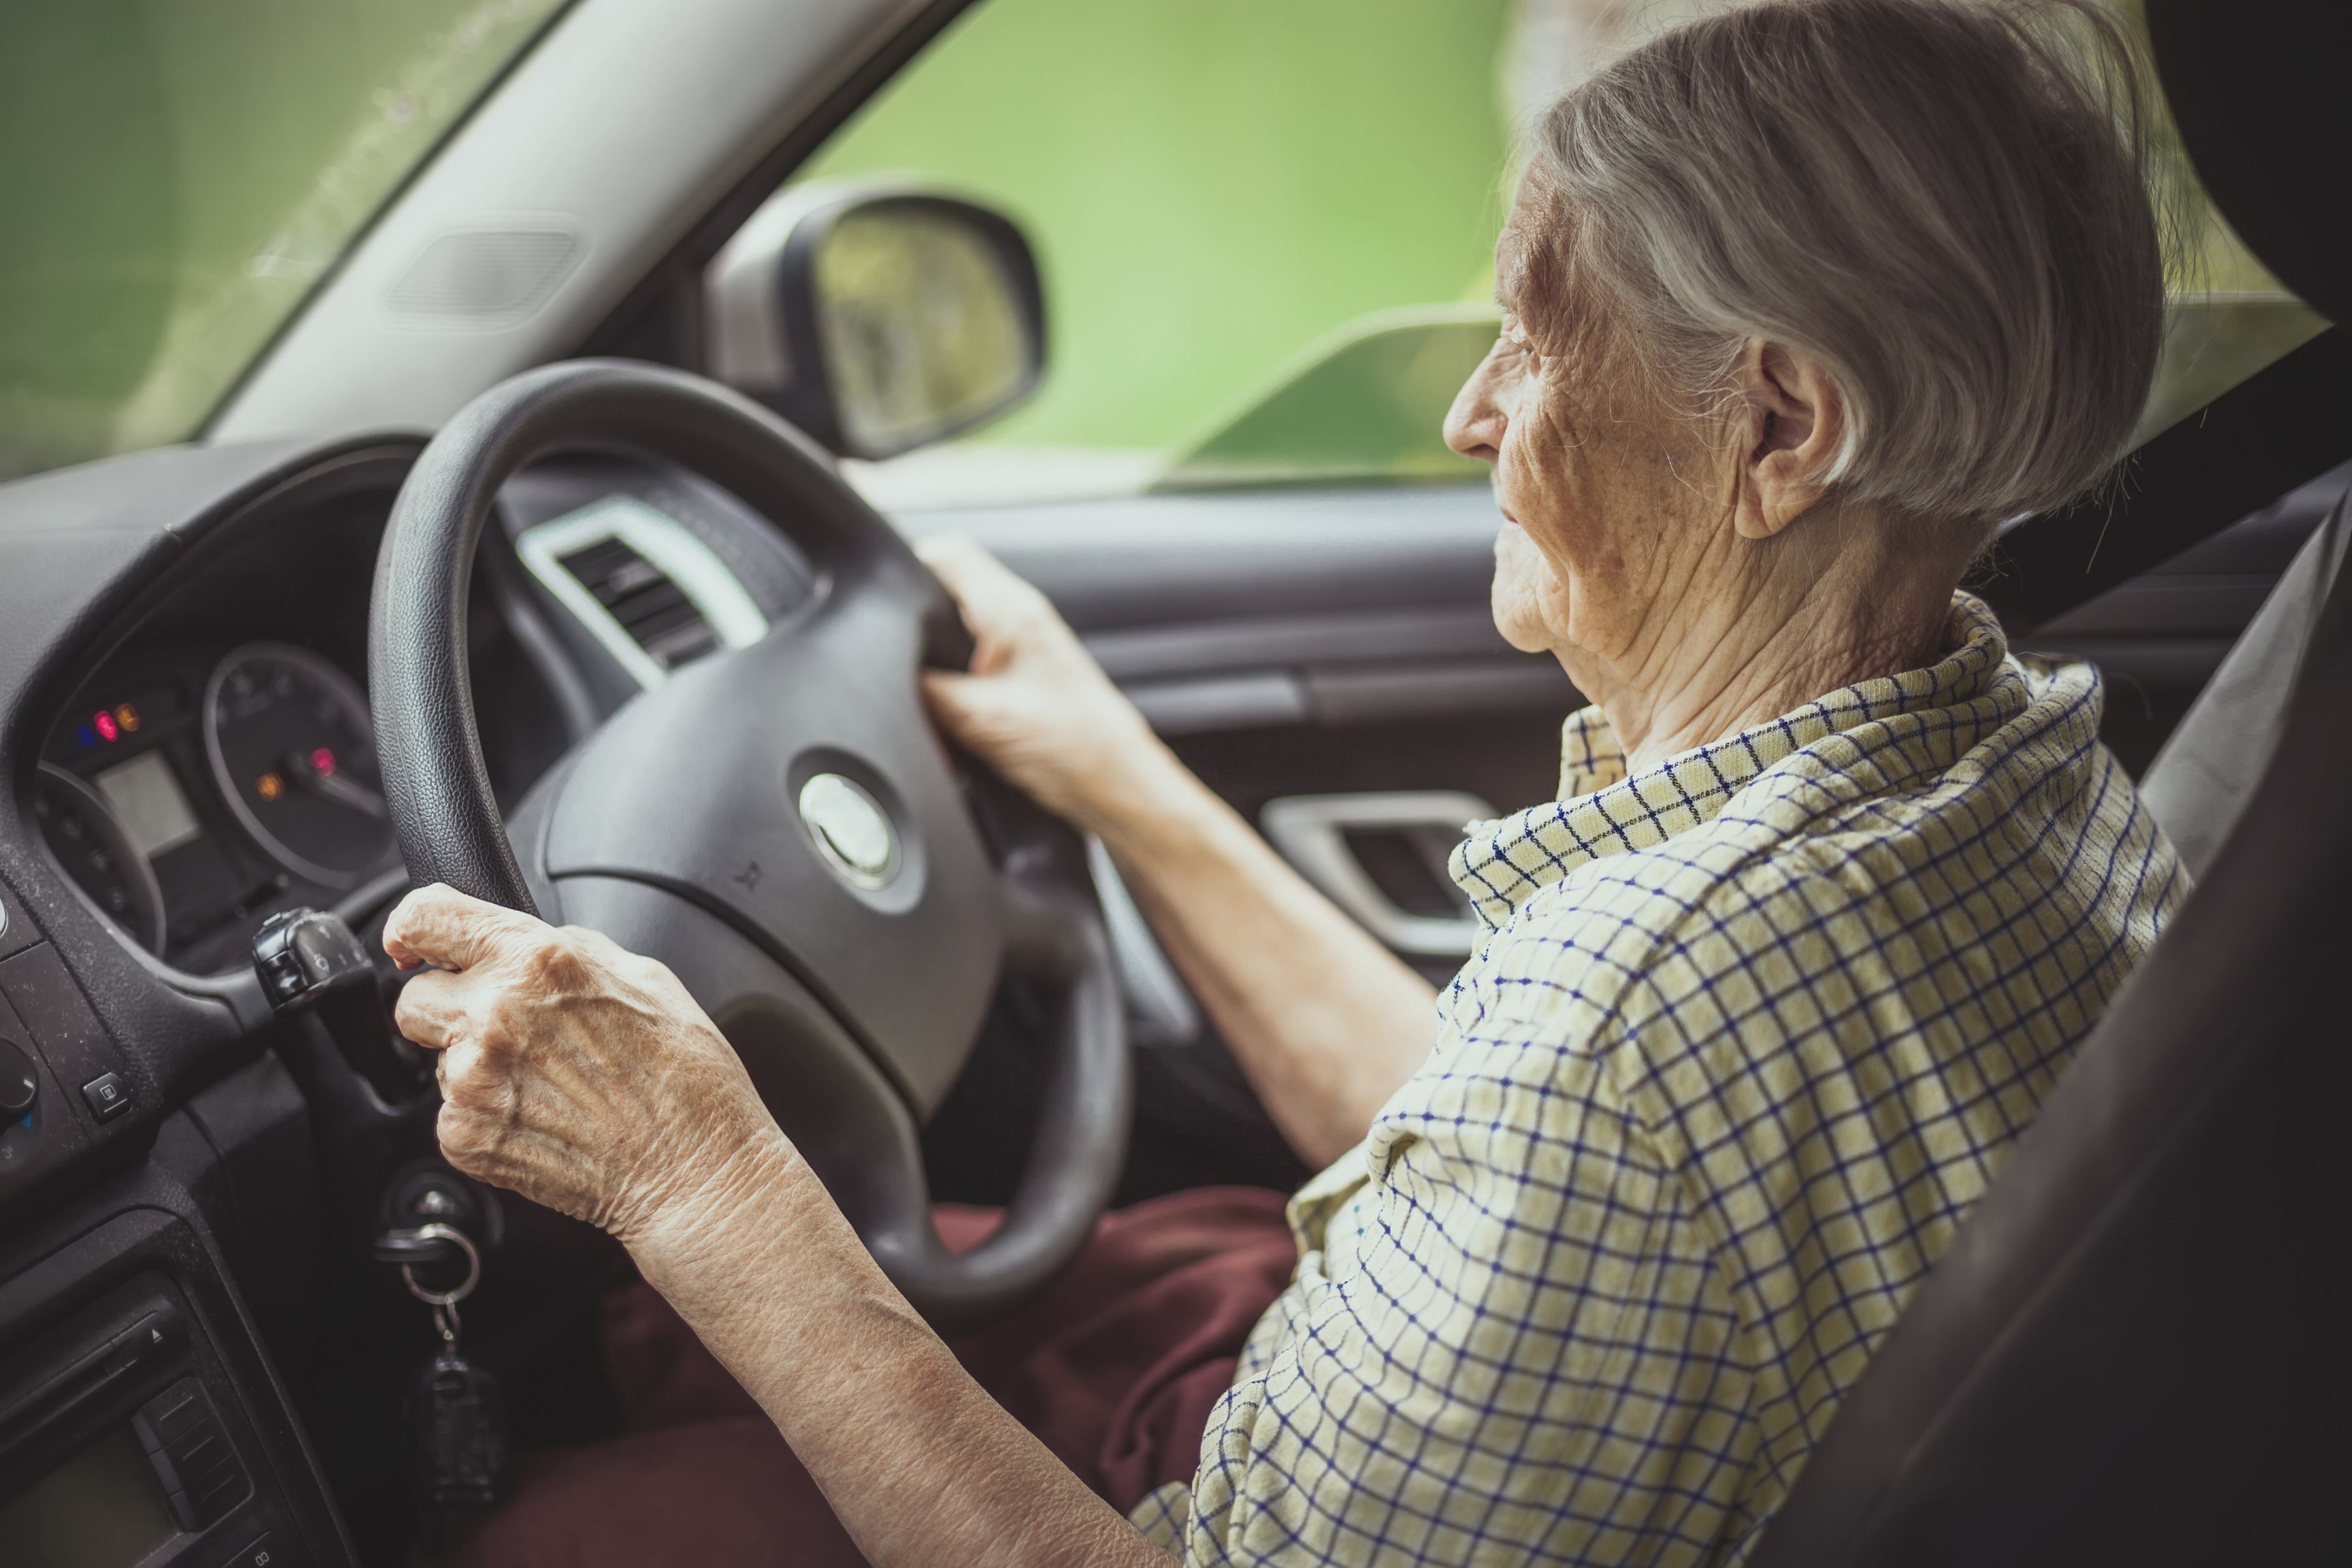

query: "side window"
(747, 0), (2325, 506)
(2109, 0), (2328, 441)
(787, 0), (1520, 502)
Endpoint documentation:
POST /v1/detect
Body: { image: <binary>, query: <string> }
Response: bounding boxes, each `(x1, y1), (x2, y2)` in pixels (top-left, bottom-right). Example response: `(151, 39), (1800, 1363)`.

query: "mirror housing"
(706, 181), (1046, 461)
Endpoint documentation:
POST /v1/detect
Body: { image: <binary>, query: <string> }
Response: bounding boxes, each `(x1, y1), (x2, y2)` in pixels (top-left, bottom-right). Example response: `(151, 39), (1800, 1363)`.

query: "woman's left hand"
(385, 885), (1166, 1568)
(384, 883), (788, 1249)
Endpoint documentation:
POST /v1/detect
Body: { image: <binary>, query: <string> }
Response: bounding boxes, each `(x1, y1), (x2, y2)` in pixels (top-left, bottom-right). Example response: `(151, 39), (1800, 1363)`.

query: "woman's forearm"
(630, 1135), (1167, 1568)
(1088, 743), (1438, 1167)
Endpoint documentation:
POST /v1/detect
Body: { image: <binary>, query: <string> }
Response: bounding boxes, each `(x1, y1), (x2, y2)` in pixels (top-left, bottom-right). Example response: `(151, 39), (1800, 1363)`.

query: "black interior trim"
(2146, 0), (2348, 327)
(1976, 327), (2352, 637)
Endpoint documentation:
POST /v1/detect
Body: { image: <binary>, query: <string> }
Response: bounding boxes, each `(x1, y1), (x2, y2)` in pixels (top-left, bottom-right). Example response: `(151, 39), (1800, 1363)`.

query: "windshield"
(0, 0), (570, 482)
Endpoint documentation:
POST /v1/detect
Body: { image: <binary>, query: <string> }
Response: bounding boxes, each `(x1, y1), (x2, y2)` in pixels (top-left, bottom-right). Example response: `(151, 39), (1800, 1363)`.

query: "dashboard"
(18, 447), (820, 981)
(0, 435), (834, 1568)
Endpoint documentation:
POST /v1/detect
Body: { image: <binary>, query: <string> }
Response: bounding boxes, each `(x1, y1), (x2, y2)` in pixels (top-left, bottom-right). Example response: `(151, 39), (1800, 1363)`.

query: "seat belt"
(2137, 489), (2352, 877)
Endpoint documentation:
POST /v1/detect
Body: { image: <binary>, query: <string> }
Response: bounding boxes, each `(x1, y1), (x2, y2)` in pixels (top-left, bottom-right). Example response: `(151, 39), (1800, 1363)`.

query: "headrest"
(2148, 0), (2349, 324)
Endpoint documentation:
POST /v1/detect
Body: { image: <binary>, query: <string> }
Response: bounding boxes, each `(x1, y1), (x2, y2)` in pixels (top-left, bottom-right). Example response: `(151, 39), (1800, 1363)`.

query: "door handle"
(1260, 791), (1495, 956)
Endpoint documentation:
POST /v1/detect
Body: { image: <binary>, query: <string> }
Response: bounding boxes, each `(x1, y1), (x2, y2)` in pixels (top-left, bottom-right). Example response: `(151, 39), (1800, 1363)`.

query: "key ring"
(400, 1222), (482, 1308)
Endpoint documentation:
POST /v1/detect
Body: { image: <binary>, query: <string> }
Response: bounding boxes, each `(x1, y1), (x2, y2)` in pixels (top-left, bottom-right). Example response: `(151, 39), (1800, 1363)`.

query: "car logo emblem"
(798, 774), (898, 889)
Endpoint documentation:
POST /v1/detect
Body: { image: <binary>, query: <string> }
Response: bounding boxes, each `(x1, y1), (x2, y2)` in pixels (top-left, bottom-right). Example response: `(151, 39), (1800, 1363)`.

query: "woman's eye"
(1498, 317), (1538, 364)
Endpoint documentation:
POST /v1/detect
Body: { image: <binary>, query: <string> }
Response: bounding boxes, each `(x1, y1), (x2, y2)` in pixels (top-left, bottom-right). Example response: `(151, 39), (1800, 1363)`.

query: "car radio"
(0, 1264), (303, 1568)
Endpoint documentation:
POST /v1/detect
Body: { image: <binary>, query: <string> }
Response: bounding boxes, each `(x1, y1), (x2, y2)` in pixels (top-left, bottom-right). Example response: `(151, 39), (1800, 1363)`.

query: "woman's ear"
(1732, 340), (1845, 540)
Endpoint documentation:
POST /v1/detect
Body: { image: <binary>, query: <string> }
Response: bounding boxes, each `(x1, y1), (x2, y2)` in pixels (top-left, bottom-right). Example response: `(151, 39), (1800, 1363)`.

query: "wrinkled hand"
(385, 884), (785, 1249)
(918, 534), (1168, 834)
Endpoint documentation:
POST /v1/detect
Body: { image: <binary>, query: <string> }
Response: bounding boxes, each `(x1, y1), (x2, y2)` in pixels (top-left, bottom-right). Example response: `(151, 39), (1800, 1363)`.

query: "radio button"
(80, 1071), (131, 1119)
(133, 1377), (249, 1524)
(228, 1533), (308, 1568)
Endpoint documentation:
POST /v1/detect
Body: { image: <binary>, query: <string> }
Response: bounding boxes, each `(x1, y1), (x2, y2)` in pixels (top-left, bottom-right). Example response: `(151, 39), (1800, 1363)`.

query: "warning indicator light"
(115, 703), (140, 733)
(93, 711), (118, 743)
(257, 772), (284, 802)
(310, 747), (336, 777)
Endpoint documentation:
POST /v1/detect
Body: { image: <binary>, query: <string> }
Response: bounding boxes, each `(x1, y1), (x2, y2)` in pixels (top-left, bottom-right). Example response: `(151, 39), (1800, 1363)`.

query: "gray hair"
(1523, 0), (2167, 531)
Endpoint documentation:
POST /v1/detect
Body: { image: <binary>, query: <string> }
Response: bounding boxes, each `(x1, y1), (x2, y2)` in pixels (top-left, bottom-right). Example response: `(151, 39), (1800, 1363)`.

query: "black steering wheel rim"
(369, 357), (1131, 1328)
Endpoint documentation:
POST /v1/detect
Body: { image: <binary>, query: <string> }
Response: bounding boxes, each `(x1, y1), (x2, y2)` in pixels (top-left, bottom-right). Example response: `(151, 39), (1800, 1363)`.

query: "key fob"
(412, 1347), (508, 1547)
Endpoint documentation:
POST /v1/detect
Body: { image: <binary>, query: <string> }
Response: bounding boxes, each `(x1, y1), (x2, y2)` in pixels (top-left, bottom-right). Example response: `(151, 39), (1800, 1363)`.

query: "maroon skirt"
(442, 1187), (1296, 1566)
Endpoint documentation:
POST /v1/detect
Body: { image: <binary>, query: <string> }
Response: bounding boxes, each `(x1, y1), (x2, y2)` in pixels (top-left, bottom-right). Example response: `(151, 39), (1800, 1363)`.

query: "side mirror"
(706, 181), (1046, 461)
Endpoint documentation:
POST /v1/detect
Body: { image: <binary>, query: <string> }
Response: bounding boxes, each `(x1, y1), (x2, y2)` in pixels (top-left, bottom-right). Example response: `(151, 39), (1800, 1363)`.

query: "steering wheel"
(368, 359), (1131, 1329)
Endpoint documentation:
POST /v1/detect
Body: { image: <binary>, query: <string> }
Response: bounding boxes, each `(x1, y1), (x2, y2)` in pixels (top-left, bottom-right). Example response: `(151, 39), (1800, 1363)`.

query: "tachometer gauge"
(203, 643), (395, 890)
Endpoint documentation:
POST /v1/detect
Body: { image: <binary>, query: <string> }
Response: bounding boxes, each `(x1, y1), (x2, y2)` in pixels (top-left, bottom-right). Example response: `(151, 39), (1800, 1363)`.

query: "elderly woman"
(395, 0), (2181, 1563)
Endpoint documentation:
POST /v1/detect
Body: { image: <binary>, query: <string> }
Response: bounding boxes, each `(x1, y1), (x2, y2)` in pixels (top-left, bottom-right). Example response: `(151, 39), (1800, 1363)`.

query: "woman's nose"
(1444, 345), (1511, 465)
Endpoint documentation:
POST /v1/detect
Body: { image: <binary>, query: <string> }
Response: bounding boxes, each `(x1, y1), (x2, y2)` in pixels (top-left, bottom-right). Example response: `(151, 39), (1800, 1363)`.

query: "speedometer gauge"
(203, 643), (395, 890)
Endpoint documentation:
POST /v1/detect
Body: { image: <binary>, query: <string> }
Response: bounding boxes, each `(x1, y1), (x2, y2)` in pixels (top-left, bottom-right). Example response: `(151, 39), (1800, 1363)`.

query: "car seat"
(2136, 491), (2350, 877)
(1743, 2), (2349, 1563)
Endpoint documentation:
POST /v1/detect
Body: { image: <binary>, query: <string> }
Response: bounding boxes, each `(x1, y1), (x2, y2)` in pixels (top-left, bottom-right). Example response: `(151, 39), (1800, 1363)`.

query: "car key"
(387, 1222), (508, 1550)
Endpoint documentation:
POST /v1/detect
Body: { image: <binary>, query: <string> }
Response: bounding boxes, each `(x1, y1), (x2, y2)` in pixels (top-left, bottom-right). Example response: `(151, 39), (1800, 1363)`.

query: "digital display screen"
(0, 1425), (178, 1567)
(94, 751), (202, 861)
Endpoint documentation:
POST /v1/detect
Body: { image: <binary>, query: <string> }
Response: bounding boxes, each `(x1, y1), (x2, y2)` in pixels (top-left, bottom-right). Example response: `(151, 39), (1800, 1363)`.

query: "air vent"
(555, 536), (722, 672)
(515, 495), (772, 691)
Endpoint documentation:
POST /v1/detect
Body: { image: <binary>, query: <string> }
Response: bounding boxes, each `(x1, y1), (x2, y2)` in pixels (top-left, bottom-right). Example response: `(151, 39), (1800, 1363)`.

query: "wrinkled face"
(1443, 175), (1729, 674)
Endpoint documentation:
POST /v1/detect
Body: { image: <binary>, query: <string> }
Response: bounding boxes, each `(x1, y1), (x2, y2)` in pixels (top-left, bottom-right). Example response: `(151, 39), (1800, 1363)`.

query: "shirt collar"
(1449, 591), (2013, 926)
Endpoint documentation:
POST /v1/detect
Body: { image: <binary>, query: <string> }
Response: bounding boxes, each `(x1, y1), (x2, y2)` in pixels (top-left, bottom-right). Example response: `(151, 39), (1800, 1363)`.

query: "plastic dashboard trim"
(0, 437), (431, 1196)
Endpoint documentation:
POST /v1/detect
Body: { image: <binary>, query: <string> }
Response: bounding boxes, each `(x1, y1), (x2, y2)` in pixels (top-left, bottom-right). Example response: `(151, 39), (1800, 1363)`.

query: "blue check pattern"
(1133, 593), (2181, 1565)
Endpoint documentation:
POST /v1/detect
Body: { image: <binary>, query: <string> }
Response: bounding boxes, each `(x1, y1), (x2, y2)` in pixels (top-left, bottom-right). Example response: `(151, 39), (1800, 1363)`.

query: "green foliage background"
(804, 0), (1515, 455)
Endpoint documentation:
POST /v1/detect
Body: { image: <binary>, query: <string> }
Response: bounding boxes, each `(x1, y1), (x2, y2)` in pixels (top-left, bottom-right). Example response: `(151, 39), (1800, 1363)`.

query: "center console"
(0, 874), (346, 1568)
(0, 1208), (344, 1568)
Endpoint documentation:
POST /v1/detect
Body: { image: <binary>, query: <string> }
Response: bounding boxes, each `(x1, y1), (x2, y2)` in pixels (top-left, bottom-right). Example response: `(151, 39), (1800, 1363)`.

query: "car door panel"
(894, 482), (1573, 913)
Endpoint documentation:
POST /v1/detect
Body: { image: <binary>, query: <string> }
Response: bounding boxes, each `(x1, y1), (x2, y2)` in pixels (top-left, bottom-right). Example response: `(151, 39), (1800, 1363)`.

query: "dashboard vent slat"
(557, 537), (721, 672)
(515, 494), (774, 691)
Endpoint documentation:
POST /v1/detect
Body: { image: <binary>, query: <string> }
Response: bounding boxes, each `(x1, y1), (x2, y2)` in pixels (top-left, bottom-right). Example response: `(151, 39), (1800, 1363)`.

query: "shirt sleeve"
(1166, 1030), (1757, 1567)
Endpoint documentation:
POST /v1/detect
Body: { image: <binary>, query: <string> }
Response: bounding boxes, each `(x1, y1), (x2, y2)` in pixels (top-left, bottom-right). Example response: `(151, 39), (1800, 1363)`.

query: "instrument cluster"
(22, 451), (819, 978)
(34, 642), (399, 976)
(22, 455), (466, 977)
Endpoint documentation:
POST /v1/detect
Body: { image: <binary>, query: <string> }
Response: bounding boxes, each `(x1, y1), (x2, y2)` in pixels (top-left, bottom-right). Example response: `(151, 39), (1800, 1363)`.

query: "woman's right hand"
(917, 534), (1172, 834)
(921, 536), (1437, 1164)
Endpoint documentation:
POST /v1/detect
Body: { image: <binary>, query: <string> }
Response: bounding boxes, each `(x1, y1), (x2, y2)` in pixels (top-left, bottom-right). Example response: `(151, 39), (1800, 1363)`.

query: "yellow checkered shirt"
(1133, 593), (2181, 1564)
